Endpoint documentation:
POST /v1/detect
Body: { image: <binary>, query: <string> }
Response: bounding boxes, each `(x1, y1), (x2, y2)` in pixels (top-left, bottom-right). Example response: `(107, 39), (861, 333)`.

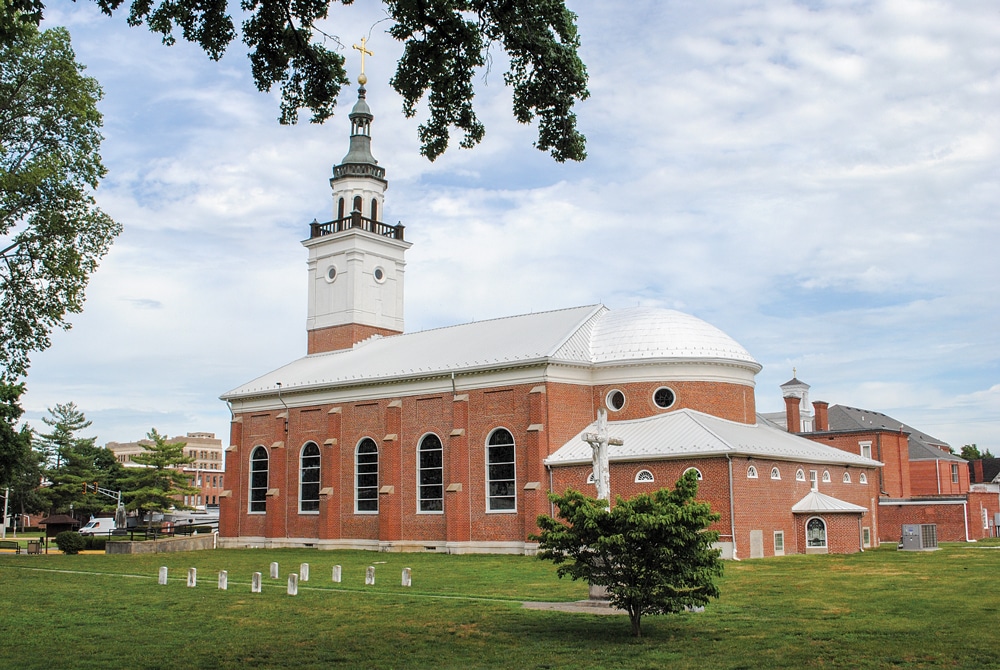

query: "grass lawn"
(1, 542), (998, 669)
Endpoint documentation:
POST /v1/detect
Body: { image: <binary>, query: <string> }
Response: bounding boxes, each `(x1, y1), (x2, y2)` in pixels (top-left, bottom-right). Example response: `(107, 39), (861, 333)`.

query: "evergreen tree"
(123, 428), (197, 525)
(0, 382), (32, 490)
(535, 470), (724, 638)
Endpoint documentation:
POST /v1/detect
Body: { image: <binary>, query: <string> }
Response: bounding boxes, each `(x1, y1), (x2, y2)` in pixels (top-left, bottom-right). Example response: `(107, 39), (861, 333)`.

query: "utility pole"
(1, 487), (8, 539)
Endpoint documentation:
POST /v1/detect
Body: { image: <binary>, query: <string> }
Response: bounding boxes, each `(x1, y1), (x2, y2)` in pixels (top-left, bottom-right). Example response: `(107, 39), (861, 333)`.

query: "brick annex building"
(218, 80), (884, 559)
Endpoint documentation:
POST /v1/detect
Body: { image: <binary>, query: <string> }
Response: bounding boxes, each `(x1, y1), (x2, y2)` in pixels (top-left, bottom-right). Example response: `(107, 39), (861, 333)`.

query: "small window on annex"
(843, 472), (851, 484)
(796, 468), (805, 481)
(770, 467), (781, 480)
(356, 438), (379, 513)
(862, 526), (871, 547)
(952, 463), (959, 484)
(860, 441), (872, 459)
(653, 387), (675, 409)
(487, 429), (516, 512)
(684, 467), (703, 481)
(635, 469), (655, 483)
(774, 531), (785, 556)
(806, 517), (827, 549)
(249, 446), (268, 513)
(299, 442), (321, 513)
(418, 434), (444, 512)
(859, 472), (868, 484)
(747, 466), (758, 479)
(822, 470), (832, 483)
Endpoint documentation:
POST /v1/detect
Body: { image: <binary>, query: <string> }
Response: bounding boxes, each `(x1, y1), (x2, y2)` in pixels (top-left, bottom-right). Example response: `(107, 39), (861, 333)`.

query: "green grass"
(2, 542), (999, 669)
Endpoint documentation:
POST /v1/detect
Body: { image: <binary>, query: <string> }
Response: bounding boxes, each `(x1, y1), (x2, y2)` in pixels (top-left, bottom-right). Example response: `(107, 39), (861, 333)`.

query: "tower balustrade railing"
(309, 211), (404, 240)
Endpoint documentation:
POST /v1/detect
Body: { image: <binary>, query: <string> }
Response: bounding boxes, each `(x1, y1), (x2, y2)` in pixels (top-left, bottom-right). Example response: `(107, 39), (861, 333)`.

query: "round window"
(325, 266), (337, 282)
(606, 389), (625, 411)
(653, 386), (675, 409)
(373, 267), (385, 283)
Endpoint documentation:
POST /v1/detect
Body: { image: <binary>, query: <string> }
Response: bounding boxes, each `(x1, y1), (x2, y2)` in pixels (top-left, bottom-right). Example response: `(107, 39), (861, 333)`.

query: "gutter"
(727, 455), (739, 561)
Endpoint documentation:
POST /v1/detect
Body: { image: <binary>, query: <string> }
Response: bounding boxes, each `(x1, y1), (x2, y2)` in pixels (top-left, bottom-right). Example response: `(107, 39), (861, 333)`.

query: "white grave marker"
(332, 565), (342, 583)
(187, 568), (197, 588)
(252, 572), (262, 593)
(218, 570), (228, 590)
(401, 568), (411, 587)
(287, 574), (298, 596)
(158, 567), (168, 585)
(269, 562), (279, 579)
(299, 563), (309, 582)
(365, 566), (375, 585)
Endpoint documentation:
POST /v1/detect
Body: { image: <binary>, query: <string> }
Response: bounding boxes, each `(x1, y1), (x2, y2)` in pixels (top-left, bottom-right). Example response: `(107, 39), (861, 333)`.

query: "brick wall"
(307, 323), (401, 354)
(591, 380), (756, 424)
(877, 502), (969, 543)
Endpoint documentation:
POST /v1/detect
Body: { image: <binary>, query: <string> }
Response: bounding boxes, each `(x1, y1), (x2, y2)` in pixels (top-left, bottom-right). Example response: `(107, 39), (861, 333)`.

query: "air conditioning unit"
(899, 524), (938, 551)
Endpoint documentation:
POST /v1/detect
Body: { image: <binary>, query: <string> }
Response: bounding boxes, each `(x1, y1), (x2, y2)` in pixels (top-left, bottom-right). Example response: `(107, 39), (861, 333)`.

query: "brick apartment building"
(106, 432), (225, 509)
(217, 79), (882, 558)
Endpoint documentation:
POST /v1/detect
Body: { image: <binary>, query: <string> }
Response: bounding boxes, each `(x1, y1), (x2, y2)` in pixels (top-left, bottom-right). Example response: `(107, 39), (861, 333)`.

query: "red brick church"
(218, 79), (883, 558)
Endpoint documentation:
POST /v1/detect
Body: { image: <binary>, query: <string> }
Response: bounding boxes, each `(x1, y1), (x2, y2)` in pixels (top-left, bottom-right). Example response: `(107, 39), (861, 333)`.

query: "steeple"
(302, 45), (411, 354)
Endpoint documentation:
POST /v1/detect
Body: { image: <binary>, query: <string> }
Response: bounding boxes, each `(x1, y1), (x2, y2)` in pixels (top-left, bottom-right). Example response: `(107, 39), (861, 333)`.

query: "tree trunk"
(629, 609), (642, 637)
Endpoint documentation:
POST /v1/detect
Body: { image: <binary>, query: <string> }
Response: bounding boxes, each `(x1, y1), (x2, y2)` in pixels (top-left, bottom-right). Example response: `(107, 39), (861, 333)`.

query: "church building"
(218, 76), (883, 559)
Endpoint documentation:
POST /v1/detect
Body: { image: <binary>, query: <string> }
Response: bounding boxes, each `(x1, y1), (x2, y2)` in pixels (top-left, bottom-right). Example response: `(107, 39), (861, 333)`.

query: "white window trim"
(747, 465), (758, 479)
(298, 442), (321, 515)
(843, 471), (851, 484)
(859, 441), (872, 459)
(774, 530), (785, 556)
(248, 445), (268, 515)
(416, 433), (444, 515)
(822, 470), (832, 483)
(355, 438), (379, 515)
(635, 469), (655, 483)
(796, 468), (805, 482)
(859, 472), (868, 484)
(770, 467), (781, 480)
(806, 516), (828, 549)
(683, 467), (702, 481)
(486, 428), (517, 514)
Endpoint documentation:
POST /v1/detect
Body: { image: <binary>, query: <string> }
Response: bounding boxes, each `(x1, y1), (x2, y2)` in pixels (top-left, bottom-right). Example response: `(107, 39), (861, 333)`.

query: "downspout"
(936, 459), (941, 495)
(858, 516), (864, 552)
(227, 400), (241, 540)
(276, 383), (290, 539)
(876, 433), (887, 495)
(727, 455), (739, 561)
(963, 500), (970, 542)
(547, 464), (555, 517)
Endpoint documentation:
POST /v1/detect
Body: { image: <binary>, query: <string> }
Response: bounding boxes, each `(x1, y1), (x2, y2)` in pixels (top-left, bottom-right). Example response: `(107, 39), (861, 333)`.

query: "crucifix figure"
(582, 408), (623, 501)
(353, 37), (373, 85)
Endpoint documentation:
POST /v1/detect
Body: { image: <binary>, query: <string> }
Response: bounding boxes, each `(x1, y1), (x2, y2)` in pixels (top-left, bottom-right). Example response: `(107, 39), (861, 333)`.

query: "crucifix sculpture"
(353, 37), (373, 85)
(582, 408), (623, 501)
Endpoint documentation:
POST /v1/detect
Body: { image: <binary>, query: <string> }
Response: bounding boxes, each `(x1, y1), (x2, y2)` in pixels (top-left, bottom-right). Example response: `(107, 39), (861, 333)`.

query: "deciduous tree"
(6, 0), (589, 162)
(0, 21), (121, 380)
(534, 470), (724, 637)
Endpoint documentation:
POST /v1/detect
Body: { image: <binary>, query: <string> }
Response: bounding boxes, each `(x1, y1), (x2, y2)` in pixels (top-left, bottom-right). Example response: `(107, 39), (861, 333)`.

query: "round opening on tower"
(653, 386), (675, 409)
(373, 266), (385, 283)
(325, 265), (338, 283)
(606, 389), (625, 412)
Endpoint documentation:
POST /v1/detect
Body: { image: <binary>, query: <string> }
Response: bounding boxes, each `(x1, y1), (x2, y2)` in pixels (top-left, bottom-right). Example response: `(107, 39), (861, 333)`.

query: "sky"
(17, 0), (1000, 451)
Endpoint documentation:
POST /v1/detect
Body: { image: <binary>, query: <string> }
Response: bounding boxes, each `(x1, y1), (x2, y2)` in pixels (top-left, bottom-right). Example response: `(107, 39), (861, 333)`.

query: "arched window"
(806, 517), (827, 548)
(353, 195), (362, 213)
(747, 465), (758, 479)
(338, 197), (345, 220)
(859, 472), (868, 484)
(487, 429), (516, 511)
(586, 472), (596, 484)
(683, 467), (703, 481)
(796, 468), (805, 481)
(843, 472), (852, 484)
(356, 438), (379, 513)
(635, 469), (654, 483)
(371, 198), (378, 222)
(771, 467), (781, 480)
(299, 442), (321, 513)
(822, 470), (832, 483)
(418, 434), (443, 512)
(249, 446), (268, 513)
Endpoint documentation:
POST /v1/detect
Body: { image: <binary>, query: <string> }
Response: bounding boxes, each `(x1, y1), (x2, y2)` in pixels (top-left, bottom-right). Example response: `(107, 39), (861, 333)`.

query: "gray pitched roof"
(546, 409), (882, 468)
(826, 405), (961, 462)
(222, 305), (761, 400)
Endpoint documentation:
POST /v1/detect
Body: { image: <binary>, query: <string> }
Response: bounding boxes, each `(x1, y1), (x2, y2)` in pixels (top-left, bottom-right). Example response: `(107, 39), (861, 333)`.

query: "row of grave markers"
(159, 563), (413, 594)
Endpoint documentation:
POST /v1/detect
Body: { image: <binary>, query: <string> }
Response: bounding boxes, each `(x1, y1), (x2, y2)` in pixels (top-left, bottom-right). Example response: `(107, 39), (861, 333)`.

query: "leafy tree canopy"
(0, 381), (32, 489)
(123, 428), (198, 524)
(0, 19), (121, 380)
(961, 444), (994, 460)
(4, 0), (589, 162)
(534, 470), (724, 637)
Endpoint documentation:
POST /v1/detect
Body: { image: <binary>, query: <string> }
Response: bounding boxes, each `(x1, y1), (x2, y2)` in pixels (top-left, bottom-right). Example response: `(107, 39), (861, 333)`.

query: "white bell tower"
(303, 63), (411, 354)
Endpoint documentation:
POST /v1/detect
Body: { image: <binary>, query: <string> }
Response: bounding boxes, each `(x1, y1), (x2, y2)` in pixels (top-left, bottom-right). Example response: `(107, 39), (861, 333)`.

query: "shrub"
(83, 537), (107, 551)
(54, 531), (86, 555)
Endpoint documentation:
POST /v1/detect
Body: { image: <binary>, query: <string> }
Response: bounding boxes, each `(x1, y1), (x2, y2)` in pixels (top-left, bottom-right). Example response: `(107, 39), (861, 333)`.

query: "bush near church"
(54, 531), (86, 554)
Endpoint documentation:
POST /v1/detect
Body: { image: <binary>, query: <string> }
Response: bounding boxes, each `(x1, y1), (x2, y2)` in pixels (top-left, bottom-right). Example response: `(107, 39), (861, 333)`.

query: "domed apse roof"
(587, 307), (759, 368)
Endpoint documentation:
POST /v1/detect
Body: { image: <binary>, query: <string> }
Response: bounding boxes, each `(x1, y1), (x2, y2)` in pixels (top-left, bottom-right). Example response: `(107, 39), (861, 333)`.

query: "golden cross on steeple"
(353, 37), (373, 85)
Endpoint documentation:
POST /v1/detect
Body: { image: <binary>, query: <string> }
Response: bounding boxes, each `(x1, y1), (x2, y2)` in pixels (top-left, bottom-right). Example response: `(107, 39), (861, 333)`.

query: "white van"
(78, 517), (116, 536)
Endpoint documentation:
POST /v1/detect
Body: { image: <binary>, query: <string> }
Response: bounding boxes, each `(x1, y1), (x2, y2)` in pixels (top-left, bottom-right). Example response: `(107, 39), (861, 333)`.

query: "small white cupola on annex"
(303, 57), (411, 354)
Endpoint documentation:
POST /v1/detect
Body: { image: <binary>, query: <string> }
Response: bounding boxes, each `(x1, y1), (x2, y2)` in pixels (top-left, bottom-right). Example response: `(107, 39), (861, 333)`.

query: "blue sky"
(20, 0), (1000, 450)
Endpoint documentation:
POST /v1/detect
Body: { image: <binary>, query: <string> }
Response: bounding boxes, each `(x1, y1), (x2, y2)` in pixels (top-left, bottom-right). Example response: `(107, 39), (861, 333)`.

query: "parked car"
(78, 517), (116, 536)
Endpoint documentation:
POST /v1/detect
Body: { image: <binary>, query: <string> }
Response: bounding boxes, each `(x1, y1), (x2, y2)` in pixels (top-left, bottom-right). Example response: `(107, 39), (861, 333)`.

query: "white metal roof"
(222, 305), (761, 400)
(545, 409), (883, 468)
(791, 490), (868, 513)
